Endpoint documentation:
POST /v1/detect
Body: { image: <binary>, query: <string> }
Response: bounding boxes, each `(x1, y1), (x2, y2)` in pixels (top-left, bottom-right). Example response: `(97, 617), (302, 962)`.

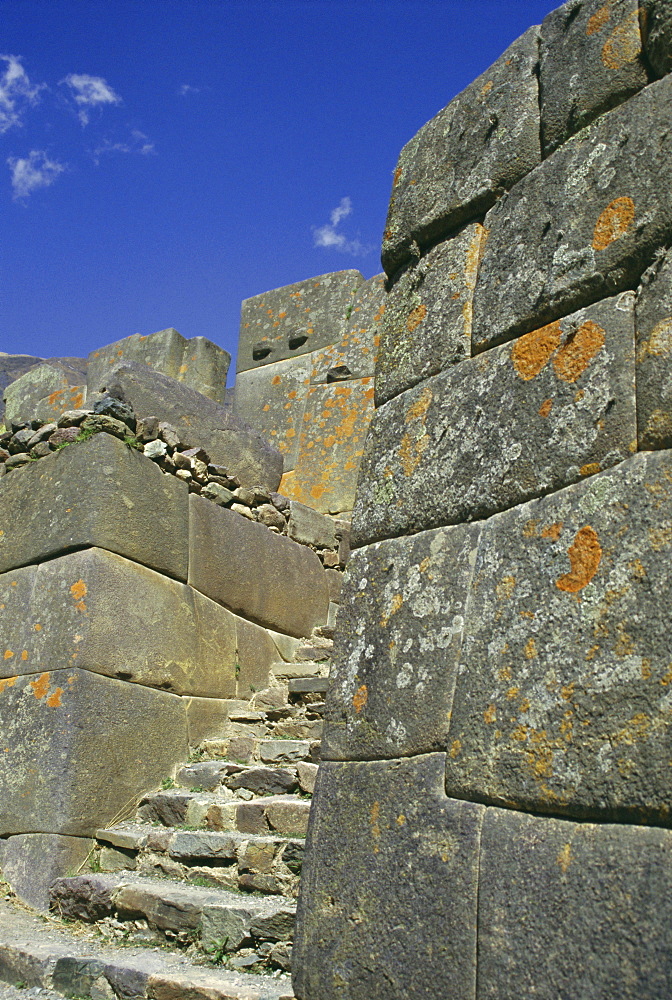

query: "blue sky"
(2, 0), (559, 375)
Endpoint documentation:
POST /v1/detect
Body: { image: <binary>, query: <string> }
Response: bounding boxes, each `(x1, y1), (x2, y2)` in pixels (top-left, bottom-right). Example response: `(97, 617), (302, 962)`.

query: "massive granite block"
(309, 274), (386, 384)
(0, 668), (187, 836)
(0, 433), (188, 579)
(635, 247), (672, 448)
(88, 328), (230, 405)
(376, 224), (484, 405)
(472, 75), (672, 353)
(0, 353), (45, 424)
(188, 496), (329, 638)
(381, 26), (540, 277)
(478, 808), (672, 999)
(90, 361), (283, 490)
(4, 363), (86, 428)
(232, 356), (310, 472)
(353, 293), (636, 547)
(642, 0), (672, 77)
(237, 271), (363, 374)
(539, 0), (647, 155)
(322, 522), (480, 761)
(235, 616), (280, 698)
(0, 548), (238, 697)
(280, 379), (375, 515)
(293, 755), (483, 1000)
(1, 834), (93, 912)
(445, 450), (672, 824)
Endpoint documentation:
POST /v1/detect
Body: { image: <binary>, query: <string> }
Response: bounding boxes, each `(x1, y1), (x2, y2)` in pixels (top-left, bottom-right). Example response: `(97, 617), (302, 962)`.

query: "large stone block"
(87, 328), (230, 405)
(3, 363), (86, 428)
(0, 548), (238, 697)
(279, 379), (375, 515)
(188, 496), (329, 638)
(309, 274), (386, 384)
(376, 224), (485, 405)
(381, 27), (540, 277)
(0, 432), (188, 579)
(478, 808), (672, 999)
(0, 353), (44, 424)
(353, 293), (637, 547)
(89, 361), (283, 490)
(232, 356), (311, 471)
(539, 0), (647, 155)
(235, 616), (279, 698)
(636, 247), (672, 448)
(1, 834), (93, 912)
(293, 755), (483, 1000)
(642, 0), (672, 77)
(322, 522), (480, 761)
(0, 667), (187, 836)
(236, 271), (363, 374)
(445, 450), (672, 824)
(472, 75), (672, 353)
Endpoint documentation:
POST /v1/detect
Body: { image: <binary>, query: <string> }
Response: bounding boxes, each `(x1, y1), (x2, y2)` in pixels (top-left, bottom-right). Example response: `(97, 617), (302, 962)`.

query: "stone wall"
(294, 2), (672, 998)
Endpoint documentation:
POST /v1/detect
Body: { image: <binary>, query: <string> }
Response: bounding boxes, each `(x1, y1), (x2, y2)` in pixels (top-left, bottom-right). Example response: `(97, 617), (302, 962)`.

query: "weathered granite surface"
(381, 26), (540, 276)
(353, 293), (636, 547)
(233, 356), (310, 472)
(636, 248), (672, 448)
(1, 835), (93, 912)
(472, 74), (672, 352)
(293, 755), (483, 1000)
(309, 274), (386, 384)
(539, 0), (647, 155)
(4, 363), (86, 428)
(642, 0), (672, 77)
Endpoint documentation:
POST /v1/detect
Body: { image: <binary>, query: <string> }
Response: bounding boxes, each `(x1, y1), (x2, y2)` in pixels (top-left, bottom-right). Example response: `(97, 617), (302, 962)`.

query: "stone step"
(287, 677), (329, 695)
(0, 897), (295, 999)
(198, 737), (320, 767)
(137, 791), (312, 838)
(271, 661), (330, 679)
(50, 873), (296, 960)
(175, 760), (301, 796)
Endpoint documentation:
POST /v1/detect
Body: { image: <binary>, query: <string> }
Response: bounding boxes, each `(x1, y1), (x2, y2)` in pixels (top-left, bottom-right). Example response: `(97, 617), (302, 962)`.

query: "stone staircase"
(0, 630), (333, 1000)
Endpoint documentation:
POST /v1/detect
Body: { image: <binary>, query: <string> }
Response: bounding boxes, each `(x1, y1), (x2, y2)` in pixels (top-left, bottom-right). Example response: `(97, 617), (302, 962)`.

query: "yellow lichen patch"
(523, 519), (539, 538)
(21, 650), (28, 661)
(541, 522), (563, 541)
(601, 10), (641, 69)
(561, 683), (575, 703)
(399, 431), (429, 478)
(539, 398), (553, 418)
(641, 318), (672, 358)
(370, 801), (381, 852)
(587, 3), (610, 35)
(179, 364), (189, 375)
(70, 579), (88, 612)
(380, 593), (403, 628)
(614, 622), (635, 657)
(641, 658), (652, 680)
(30, 672), (50, 700)
(556, 526), (602, 593)
(484, 704), (497, 724)
(392, 166), (403, 188)
(592, 197), (635, 251)
(46, 687), (64, 707)
(0, 676), (17, 693)
(552, 321), (605, 383)
(498, 666), (512, 682)
(648, 524), (672, 551)
(352, 684), (368, 714)
(511, 321), (563, 380)
(396, 814), (406, 826)
(496, 575), (516, 600)
(480, 79), (494, 99)
(404, 384), (433, 425)
(511, 724), (528, 742)
(34, 623), (42, 631)
(660, 665), (672, 686)
(611, 711), (652, 746)
(406, 303), (427, 333)
(449, 739), (462, 758)
(580, 462), (602, 477)
(506, 687), (520, 701)
(524, 638), (538, 660)
(3, 650), (13, 660)
(557, 843), (573, 873)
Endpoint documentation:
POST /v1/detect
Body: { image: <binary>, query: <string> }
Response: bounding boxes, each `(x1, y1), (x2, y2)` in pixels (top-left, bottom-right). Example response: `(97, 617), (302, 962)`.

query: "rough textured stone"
(189, 497), (329, 638)
(1, 834), (93, 912)
(87, 329), (230, 405)
(472, 75), (672, 353)
(0, 668), (187, 836)
(3, 363), (86, 428)
(445, 450), (672, 824)
(539, 0), (647, 155)
(287, 502), (336, 550)
(279, 379), (375, 515)
(381, 27), (540, 276)
(309, 274), (386, 384)
(635, 248), (672, 448)
(323, 522), (480, 761)
(89, 361), (282, 491)
(236, 271), (363, 374)
(235, 617), (279, 698)
(642, 0), (672, 77)
(182, 697), (231, 747)
(478, 808), (672, 999)
(353, 293), (637, 547)
(293, 755), (483, 1000)
(0, 353), (45, 424)
(0, 432), (188, 579)
(376, 224), (484, 405)
(232, 356), (310, 471)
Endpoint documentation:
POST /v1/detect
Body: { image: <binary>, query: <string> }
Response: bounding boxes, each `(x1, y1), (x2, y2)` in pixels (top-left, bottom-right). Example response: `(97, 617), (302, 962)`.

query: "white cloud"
(313, 197), (372, 257)
(7, 150), (66, 200)
(0, 55), (44, 133)
(61, 73), (121, 125)
(178, 84), (200, 96)
(91, 128), (155, 164)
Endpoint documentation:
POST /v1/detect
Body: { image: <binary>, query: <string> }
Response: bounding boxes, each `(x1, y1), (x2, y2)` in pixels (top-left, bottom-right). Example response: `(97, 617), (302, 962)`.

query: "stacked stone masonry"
(295, 2), (672, 999)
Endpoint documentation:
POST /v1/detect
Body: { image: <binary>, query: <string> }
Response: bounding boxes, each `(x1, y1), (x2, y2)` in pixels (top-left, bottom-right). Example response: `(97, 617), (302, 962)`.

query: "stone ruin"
(2, 0), (672, 998)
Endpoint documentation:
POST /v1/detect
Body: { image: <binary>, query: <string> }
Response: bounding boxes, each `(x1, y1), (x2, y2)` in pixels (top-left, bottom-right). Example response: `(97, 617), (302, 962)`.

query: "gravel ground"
(0, 988), (65, 1000)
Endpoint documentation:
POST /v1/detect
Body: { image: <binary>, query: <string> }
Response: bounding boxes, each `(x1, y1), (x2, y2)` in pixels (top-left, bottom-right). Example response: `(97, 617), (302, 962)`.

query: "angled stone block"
(232, 356), (311, 472)
(472, 75), (672, 353)
(0, 353), (44, 424)
(635, 247), (672, 448)
(279, 378), (375, 515)
(0, 433), (188, 579)
(539, 0), (647, 155)
(287, 501), (336, 549)
(183, 697), (231, 746)
(0, 668), (187, 837)
(381, 26), (540, 276)
(478, 808), (672, 999)
(1, 834), (93, 912)
(3, 363), (86, 428)
(445, 450), (672, 824)
(293, 755), (483, 1000)
(309, 274), (386, 384)
(90, 361), (282, 490)
(353, 293), (636, 547)
(237, 271), (363, 374)
(188, 496), (329, 638)
(642, 0), (672, 77)
(177, 336), (230, 404)
(235, 616), (279, 698)
(322, 522), (480, 761)
(376, 224), (485, 405)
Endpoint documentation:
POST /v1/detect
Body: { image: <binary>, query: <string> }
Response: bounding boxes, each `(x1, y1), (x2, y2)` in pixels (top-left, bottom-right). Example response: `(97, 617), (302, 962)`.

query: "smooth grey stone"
(636, 247), (672, 448)
(287, 501), (337, 549)
(233, 356), (311, 472)
(234, 616), (281, 699)
(293, 756), (483, 1000)
(309, 273), (386, 384)
(168, 831), (238, 861)
(1, 834), (93, 912)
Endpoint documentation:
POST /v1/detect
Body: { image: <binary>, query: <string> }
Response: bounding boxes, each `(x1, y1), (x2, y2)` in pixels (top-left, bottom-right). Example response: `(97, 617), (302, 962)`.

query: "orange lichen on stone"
(0, 677), (17, 693)
(592, 197), (635, 250)
(393, 166), (403, 187)
(539, 398), (553, 418)
(602, 10), (641, 69)
(496, 575), (516, 600)
(449, 739), (462, 758)
(30, 672), (50, 700)
(541, 522), (563, 540)
(587, 4), (610, 35)
(480, 80), (494, 98)
(380, 593), (403, 628)
(353, 684), (368, 714)
(556, 526), (602, 593)
(511, 322), (562, 380)
(70, 579), (88, 612)
(47, 687), (64, 708)
(21, 650), (28, 661)
(48, 389), (66, 406)
(580, 462), (602, 476)
(484, 704), (497, 724)
(406, 304), (427, 332)
(3, 650), (13, 660)
(524, 638), (538, 659)
(552, 321), (605, 382)
(272, 375), (281, 385)
(557, 843), (573, 873)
